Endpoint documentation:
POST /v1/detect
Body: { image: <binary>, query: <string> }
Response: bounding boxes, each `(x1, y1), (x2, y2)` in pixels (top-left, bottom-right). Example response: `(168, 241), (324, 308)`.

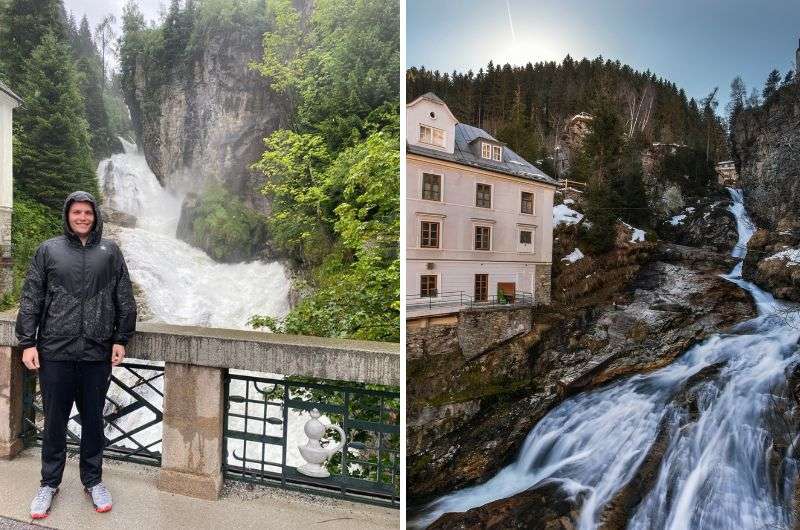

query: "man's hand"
(111, 344), (126, 366)
(22, 347), (39, 370)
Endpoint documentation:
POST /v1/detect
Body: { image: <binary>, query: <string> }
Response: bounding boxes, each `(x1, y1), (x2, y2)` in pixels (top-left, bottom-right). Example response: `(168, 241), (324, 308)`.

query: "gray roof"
(407, 122), (558, 186)
(0, 80), (22, 104)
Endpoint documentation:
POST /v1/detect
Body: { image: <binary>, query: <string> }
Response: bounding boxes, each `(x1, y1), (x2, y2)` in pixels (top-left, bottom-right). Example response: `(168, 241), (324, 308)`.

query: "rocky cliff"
(732, 83), (800, 230)
(732, 83), (800, 300)
(125, 25), (287, 214)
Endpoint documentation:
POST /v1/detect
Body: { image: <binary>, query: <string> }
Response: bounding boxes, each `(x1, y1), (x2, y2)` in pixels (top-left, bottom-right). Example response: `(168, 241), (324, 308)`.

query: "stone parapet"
(0, 346), (23, 459)
(0, 313), (400, 386)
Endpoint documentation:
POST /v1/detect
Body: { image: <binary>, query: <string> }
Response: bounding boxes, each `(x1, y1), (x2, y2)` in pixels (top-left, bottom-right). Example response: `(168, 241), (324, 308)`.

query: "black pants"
(39, 359), (112, 488)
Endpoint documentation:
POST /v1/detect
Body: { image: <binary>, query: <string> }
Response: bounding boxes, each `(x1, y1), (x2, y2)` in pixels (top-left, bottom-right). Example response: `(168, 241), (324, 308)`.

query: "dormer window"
(480, 142), (502, 161)
(420, 124), (445, 147)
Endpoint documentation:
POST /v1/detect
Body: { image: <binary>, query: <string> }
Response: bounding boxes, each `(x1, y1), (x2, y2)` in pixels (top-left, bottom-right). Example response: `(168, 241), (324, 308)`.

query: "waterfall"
(97, 139), (291, 328)
(414, 188), (800, 529)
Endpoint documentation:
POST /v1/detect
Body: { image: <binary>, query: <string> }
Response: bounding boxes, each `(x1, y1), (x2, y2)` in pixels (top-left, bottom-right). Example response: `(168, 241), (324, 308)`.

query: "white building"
(0, 81), (22, 295)
(406, 93), (557, 317)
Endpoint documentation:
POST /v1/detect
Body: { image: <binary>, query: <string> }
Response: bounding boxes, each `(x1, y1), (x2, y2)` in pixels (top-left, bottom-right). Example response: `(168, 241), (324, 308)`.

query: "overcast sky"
(63, 0), (164, 70)
(408, 0), (800, 113)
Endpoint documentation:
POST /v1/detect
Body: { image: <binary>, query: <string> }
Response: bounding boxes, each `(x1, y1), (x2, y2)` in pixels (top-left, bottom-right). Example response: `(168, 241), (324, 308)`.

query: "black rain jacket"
(15, 191), (137, 361)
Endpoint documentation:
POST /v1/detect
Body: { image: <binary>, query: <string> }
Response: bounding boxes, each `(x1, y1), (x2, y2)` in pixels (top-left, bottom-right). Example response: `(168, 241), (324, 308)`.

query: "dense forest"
(408, 57), (729, 176)
(0, 0), (131, 307)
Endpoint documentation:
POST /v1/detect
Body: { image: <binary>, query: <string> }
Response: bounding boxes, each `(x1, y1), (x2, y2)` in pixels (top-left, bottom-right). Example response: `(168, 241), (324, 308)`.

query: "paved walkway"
(0, 450), (398, 529)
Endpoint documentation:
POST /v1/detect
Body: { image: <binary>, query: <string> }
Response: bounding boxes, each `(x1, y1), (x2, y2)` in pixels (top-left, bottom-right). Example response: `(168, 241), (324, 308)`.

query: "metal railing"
(20, 360), (165, 467)
(407, 290), (537, 312)
(222, 371), (400, 508)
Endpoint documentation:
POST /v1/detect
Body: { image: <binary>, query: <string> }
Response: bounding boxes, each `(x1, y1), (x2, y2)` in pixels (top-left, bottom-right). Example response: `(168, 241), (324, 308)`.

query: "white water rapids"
(66, 139), (317, 469)
(98, 139), (292, 327)
(414, 188), (800, 529)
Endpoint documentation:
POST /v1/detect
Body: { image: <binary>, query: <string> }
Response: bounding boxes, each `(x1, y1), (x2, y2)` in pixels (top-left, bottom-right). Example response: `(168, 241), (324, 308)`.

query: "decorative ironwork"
(21, 361), (164, 467)
(223, 371), (400, 508)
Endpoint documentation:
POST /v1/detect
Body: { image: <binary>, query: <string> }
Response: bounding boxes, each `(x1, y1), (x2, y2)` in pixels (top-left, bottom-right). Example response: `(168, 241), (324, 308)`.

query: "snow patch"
(669, 214), (687, 226)
(621, 221), (646, 243)
(562, 248), (584, 264)
(553, 203), (584, 226)
(766, 247), (800, 266)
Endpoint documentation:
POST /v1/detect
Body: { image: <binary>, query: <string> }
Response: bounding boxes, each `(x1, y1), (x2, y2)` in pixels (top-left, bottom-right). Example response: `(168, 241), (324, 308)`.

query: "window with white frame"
(474, 225), (491, 251)
(492, 145), (502, 161)
(476, 183), (492, 208)
(521, 191), (534, 214)
(420, 221), (440, 248)
(517, 228), (534, 253)
(421, 173), (442, 201)
(420, 124), (445, 147)
(481, 142), (492, 159)
(420, 275), (438, 297)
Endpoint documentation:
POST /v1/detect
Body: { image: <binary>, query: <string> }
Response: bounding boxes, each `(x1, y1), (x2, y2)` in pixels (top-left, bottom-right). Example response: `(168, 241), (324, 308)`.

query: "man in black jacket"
(15, 190), (137, 518)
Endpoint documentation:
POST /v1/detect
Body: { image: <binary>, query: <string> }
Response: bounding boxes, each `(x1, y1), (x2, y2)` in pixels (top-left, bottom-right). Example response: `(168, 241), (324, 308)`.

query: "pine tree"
(13, 32), (98, 209)
(0, 0), (66, 85)
(762, 69), (782, 100)
(574, 99), (624, 252)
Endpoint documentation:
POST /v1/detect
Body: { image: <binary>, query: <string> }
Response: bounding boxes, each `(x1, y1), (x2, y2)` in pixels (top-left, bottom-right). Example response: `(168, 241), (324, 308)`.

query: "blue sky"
(407, 0), (800, 113)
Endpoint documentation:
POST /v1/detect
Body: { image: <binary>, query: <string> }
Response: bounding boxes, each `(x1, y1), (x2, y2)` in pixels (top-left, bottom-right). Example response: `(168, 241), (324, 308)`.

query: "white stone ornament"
(297, 408), (347, 478)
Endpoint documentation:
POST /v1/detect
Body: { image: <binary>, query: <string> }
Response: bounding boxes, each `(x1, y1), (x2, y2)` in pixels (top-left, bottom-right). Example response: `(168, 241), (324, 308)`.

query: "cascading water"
(85, 140), (311, 468)
(98, 139), (291, 327)
(414, 188), (800, 529)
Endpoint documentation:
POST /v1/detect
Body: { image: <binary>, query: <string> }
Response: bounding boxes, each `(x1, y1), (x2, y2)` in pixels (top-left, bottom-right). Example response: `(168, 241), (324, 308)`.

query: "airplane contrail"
(506, 0), (516, 42)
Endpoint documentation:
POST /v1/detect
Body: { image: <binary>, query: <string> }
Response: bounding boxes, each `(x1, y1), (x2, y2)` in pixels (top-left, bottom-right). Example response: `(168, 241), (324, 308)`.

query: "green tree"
(0, 0), (66, 85)
(762, 69), (782, 100)
(572, 99), (624, 252)
(251, 109), (400, 341)
(13, 32), (99, 209)
(253, 0), (399, 150)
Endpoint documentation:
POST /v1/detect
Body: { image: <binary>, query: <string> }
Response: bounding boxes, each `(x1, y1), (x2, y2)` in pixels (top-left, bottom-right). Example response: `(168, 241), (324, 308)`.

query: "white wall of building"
(406, 97), (457, 154)
(0, 95), (15, 210)
(406, 155), (555, 302)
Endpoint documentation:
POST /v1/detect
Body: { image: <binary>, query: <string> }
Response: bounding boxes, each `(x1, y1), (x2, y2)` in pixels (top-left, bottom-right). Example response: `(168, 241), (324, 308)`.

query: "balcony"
(406, 290), (537, 318)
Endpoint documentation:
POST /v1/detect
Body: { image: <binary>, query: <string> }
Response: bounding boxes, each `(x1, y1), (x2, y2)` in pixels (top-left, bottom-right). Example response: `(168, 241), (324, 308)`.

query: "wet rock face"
(742, 225), (800, 303)
(732, 83), (800, 230)
(657, 194), (738, 253)
(126, 27), (288, 213)
(407, 247), (756, 506)
(427, 481), (583, 530)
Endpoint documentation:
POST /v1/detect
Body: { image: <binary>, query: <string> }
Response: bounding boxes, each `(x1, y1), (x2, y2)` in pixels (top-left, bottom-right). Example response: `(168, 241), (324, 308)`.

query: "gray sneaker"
(30, 485), (58, 519)
(85, 482), (112, 513)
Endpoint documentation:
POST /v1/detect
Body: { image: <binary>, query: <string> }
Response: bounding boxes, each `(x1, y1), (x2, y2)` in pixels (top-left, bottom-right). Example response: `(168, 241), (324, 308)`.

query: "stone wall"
(535, 263), (552, 305)
(457, 307), (534, 361)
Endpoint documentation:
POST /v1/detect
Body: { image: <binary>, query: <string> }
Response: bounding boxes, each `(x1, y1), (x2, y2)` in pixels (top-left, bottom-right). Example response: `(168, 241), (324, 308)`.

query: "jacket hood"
(63, 191), (103, 246)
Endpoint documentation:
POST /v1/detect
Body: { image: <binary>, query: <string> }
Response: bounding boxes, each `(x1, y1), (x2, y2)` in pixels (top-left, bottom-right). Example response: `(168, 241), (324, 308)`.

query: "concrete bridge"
(0, 313), (400, 528)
